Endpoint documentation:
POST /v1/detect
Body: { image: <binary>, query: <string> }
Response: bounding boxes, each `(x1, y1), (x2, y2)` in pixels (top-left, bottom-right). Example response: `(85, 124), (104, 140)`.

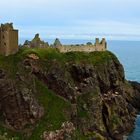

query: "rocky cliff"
(0, 48), (140, 140)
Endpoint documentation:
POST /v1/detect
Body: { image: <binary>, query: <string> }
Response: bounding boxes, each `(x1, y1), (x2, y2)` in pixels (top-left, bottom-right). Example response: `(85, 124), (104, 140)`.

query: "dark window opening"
(4, 43), (6, 46)
(3, 35), (4, 39)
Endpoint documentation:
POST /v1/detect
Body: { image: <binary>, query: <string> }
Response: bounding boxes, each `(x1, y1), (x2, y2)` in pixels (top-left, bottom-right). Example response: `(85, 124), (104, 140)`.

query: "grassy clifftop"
(19, 47), (116, 63)
(0, 47), (117, 78)
(0, 47), (117, 64)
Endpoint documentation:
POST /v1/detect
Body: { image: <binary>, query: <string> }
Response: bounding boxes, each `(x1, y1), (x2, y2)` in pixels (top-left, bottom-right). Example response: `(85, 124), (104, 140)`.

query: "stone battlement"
(54, 38), (107, 53)
(0, 23), (14, 31)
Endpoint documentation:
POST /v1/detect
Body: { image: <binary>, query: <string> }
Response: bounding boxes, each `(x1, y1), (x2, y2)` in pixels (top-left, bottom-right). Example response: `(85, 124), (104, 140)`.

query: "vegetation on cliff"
(0, 47), (139, 140)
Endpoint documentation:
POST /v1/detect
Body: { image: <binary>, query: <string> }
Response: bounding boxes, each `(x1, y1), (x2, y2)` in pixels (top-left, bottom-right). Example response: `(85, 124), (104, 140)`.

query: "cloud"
(17, 20), (140, 41)
(0, 0), (140, 40)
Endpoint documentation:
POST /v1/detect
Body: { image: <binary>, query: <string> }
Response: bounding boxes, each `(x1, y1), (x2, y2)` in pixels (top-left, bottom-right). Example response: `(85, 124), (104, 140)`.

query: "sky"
(0, 0), (140, 40)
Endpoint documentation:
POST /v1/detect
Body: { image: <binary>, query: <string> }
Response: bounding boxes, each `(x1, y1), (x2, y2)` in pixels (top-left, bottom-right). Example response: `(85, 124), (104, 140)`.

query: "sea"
(20, 38), (140, 139)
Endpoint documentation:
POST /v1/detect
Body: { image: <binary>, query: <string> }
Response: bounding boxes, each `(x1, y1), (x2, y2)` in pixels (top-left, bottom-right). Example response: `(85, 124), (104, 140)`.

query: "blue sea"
(20, 39), (140, 139)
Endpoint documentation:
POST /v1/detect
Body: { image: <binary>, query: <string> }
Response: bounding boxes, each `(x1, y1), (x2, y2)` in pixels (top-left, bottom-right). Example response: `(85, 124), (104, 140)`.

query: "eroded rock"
(0, 70), (44, 130)
(42, 122), (75, 140)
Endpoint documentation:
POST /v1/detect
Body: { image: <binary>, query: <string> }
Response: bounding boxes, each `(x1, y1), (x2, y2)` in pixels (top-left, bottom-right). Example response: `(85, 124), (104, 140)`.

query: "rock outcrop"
(0, 68), (44, 130)
(42, 122), (75, 140)
(0, 49), (140, 140)
(21, 50), (140, 140)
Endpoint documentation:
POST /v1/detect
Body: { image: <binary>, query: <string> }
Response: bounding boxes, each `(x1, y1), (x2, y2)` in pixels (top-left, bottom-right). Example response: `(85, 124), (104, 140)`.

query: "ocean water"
(20, 39), (140, 139)
(108, 40), (140, 83)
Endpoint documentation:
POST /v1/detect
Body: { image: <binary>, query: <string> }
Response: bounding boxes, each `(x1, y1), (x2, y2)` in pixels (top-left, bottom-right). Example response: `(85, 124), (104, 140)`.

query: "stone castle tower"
(0, 23), (18, 56)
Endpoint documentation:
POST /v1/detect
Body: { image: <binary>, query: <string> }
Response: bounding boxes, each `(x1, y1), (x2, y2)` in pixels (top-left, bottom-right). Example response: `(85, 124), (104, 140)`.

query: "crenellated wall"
(56, 38), (107, 53)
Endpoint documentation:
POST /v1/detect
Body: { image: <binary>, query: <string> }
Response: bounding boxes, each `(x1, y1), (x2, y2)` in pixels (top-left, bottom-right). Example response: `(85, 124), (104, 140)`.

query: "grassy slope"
(0, 47), (118, 140)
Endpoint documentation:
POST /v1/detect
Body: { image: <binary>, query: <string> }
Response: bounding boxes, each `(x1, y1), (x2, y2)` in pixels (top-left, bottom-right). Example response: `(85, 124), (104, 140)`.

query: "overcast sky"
(0, 0), (140, 40)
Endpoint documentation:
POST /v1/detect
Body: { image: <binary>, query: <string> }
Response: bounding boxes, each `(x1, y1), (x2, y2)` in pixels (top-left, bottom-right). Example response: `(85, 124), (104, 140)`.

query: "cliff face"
(0, 48), (140, 140)
(0, 69), (44, 130)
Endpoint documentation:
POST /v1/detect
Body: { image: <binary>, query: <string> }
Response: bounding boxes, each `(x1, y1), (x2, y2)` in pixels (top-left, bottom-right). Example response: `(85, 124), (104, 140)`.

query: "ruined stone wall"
(57, 45), (95, 53)
(95, 44), (106, 51)
(56, 38), (107, 53)
(57, 43), (106, 53)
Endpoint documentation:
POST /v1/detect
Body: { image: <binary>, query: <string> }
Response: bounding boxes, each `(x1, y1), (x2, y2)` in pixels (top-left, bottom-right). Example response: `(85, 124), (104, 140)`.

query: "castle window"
(3, 35), (4, 39)
(4, 43), (6, 46)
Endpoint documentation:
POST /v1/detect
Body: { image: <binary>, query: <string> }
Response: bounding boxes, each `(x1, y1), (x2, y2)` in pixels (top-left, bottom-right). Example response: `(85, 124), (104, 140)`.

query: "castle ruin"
(0, 23), (18, 56)
(23, 33), (49, 48)
(54, 38), (107, 53)
(0, 23), (107, 56)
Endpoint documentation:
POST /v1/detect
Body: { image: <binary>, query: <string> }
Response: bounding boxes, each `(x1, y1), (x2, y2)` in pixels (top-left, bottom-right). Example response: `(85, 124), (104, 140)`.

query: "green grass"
(28, 79), (71, 140)
(75, 129), (89, 140)
(0, 47), (117, 74)
(0, 48), (26, 78)
(17, 47), (117, 65)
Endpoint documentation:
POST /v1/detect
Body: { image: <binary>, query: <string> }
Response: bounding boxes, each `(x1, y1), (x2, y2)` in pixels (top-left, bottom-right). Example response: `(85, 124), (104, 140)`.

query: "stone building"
(0, 23), (18, 56)
(54, 38), (107, 53)
(23, 33), (49, 48)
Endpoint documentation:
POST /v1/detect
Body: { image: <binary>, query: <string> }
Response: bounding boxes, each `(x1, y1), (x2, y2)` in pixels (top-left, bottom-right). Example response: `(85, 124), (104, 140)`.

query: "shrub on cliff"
(0, 133), (17, 140)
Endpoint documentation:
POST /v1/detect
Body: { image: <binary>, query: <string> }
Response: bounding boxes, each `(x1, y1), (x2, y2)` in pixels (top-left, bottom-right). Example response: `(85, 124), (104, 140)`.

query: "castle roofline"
(0, 23), (15, 31)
